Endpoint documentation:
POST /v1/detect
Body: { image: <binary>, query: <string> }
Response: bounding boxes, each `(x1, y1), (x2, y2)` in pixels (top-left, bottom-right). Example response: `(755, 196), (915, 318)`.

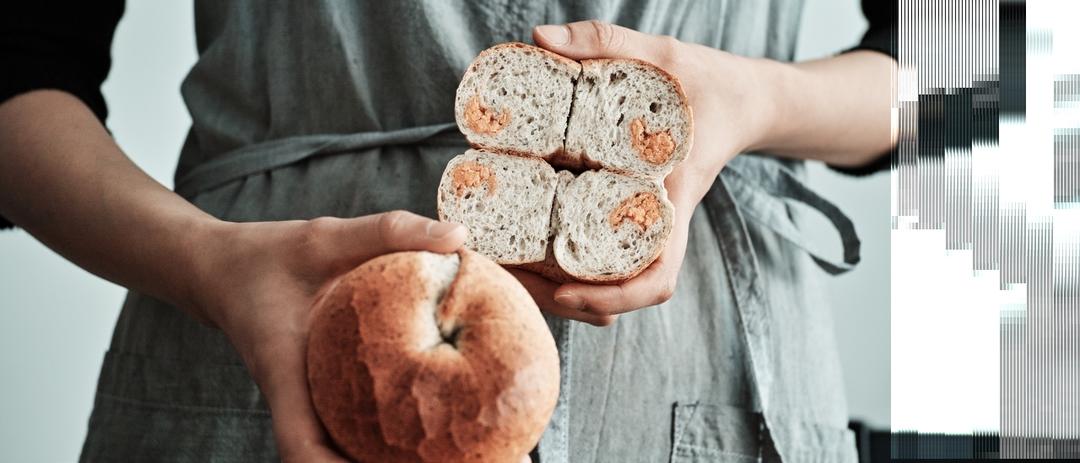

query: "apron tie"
(174, 122), (461, 199)
(722, 156), (862, 275)
(703, 155), (863, 462)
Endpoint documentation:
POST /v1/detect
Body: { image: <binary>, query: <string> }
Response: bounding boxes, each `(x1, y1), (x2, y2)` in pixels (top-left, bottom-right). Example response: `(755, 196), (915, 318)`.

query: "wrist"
(741, 57), (800, 153)
(176, 215), (239, 327)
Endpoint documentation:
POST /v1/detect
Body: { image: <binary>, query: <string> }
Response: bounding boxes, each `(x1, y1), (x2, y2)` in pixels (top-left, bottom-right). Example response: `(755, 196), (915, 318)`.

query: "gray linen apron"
(81, 1), (861, 462)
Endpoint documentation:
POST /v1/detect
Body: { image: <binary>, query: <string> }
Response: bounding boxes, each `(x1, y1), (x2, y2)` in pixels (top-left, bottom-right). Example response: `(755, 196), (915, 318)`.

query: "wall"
(796, 0), (892, 430)
(0, 2), (197, 461)
(0, 1), (889, 460)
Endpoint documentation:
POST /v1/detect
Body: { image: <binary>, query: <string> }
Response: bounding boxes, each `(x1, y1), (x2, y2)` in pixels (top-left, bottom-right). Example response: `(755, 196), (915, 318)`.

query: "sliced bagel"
(565, 59), (693, 179)
(437, 149), (558, 265)
(455, 43), (581, 159)
(552, 170), (673, 282)
(510, 170), (578, 284)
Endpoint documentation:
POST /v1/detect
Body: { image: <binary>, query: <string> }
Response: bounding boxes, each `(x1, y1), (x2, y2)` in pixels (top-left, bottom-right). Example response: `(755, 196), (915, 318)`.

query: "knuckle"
(660, 35), (681, 54)
(305, 216), (337, 237)
(300, 217), (338, 251)
(590, 314), (618, 327)
(377, 210), (409, 240)
(588, 20), (624, 54)
(655, 280), (677, 305)
(292, 218), (338, 271)
(657, 35), (686, 67)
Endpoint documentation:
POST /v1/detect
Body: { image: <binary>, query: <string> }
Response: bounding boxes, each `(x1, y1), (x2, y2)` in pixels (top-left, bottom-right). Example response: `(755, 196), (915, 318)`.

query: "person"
(0, 1), (895, 461)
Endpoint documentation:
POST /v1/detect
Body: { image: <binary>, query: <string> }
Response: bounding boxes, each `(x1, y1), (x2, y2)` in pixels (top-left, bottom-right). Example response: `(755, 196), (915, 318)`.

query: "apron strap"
(701, 174), (774, 423)
(174, 122), (460, 199)
(175, 129), (858, 277)
(537, 316), (573, 463)
(701, 166), (860, 463)
(722, 157), (862, 275)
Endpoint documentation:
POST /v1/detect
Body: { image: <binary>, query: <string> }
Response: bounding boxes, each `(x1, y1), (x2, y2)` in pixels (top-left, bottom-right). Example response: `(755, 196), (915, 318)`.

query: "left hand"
(515, 20), (778, 324)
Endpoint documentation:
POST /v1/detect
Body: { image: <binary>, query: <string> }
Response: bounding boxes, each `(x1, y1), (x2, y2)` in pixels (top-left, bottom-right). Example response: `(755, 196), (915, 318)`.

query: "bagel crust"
(307, 250), (560, 463)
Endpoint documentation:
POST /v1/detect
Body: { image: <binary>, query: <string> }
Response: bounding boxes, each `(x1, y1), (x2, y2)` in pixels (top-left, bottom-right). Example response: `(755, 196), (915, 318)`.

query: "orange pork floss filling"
(609, 192), (662, 231)
(464, 95), (511, 135)
(450, 162), (497, 197)
(629, 118), (675, 165)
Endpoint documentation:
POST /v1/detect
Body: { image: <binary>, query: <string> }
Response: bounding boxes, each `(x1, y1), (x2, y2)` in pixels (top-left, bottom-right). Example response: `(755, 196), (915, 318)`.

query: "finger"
(664, 159), (711, 207)
(533, 20), (673, 63)
(553, 260), (678, 316)
(553, 219), (690, 315)
(312, 211), (468, 270)
(508, 269), (618, 327)
(258, 339), (349, 463)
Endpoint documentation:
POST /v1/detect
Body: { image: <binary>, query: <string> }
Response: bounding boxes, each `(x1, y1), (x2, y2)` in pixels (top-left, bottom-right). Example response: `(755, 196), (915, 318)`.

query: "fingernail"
(427, 221), (461, 239)
(536, 25), (570, 46)
(554, 292), (584, 310)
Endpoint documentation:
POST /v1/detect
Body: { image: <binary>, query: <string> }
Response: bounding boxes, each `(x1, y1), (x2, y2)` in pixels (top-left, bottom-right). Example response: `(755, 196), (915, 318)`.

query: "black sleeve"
(827, 0), (897, 177)
(848, 0), (897, 60)
(0, 1), (125, 230)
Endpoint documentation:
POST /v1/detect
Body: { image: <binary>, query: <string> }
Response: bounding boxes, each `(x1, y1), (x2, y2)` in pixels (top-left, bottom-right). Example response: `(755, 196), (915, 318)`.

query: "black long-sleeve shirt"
(0, 1), (896, 230)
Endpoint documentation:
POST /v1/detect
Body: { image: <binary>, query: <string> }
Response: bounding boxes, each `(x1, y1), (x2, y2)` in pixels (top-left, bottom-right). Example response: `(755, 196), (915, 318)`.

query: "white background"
(0, 0), (889, 460)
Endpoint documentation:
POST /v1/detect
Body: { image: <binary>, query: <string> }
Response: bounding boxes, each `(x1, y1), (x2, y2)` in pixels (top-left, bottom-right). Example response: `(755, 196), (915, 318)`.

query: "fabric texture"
(0, 1), (865, 462)
(0, 0), (897, 231)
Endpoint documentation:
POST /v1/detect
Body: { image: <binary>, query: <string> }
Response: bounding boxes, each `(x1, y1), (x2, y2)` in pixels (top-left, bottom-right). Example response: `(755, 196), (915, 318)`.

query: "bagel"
(441, 42), (692, 283)
(306, 249), (560, 462)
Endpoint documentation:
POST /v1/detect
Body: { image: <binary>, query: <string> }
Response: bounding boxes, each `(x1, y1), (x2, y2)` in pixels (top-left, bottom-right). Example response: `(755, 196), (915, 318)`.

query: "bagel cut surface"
(306, 249), (559, 463)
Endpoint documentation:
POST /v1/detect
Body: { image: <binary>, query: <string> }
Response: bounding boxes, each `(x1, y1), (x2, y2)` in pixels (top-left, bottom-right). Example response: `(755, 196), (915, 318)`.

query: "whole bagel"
(306, 249), (560, 462)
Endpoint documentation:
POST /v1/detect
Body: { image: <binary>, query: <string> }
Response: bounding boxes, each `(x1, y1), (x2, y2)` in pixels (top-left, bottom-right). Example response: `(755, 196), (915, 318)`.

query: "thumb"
(532, 20), (671, 63)
(373, 210), (468, 254)
(311, 211), (468, 271)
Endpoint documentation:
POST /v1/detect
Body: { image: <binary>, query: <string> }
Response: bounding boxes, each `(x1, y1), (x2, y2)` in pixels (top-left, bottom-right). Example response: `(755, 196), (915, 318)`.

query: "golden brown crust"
(511, 236), (659, 285)
(509, 244), (577, 284)
(473, 42), (582, 76)
(561, 242), (663, 284)
(307, 250), (560, 463)
(466, 143), (569, 167)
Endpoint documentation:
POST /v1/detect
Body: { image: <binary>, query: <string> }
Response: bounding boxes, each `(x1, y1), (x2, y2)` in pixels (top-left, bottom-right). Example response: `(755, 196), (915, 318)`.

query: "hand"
(190, 211), (477, 462)
(0, 92), (539, 461)
(517, 21), (777, 324)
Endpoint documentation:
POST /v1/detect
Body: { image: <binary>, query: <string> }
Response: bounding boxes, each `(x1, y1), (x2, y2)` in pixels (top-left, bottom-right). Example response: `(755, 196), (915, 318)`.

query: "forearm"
(0, 90), (220, 315)
(751, 50), (897, 167)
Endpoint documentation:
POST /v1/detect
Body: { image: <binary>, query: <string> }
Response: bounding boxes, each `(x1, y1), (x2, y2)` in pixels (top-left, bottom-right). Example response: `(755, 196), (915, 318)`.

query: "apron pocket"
(82, 351), (276, 462)
(765, 416), (859, 463)
(670, 402), (764, 463)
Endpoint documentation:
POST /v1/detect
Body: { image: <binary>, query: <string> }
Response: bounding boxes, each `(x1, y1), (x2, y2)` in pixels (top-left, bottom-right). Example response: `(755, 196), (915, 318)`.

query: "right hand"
(508, 269), (621, 327)
(187, 211), (471, 462)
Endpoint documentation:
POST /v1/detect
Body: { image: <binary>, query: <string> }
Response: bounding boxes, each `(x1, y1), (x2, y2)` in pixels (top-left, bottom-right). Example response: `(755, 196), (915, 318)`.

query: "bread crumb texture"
(629, 118), (675, 165)
(608, 192), (662, 231)
(464, 95), (511, 135)
(451, 161), (497, 197)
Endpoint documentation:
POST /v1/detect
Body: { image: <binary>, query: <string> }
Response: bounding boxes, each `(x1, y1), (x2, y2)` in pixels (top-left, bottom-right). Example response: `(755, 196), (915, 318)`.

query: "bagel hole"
(442, 325), (463, 348)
